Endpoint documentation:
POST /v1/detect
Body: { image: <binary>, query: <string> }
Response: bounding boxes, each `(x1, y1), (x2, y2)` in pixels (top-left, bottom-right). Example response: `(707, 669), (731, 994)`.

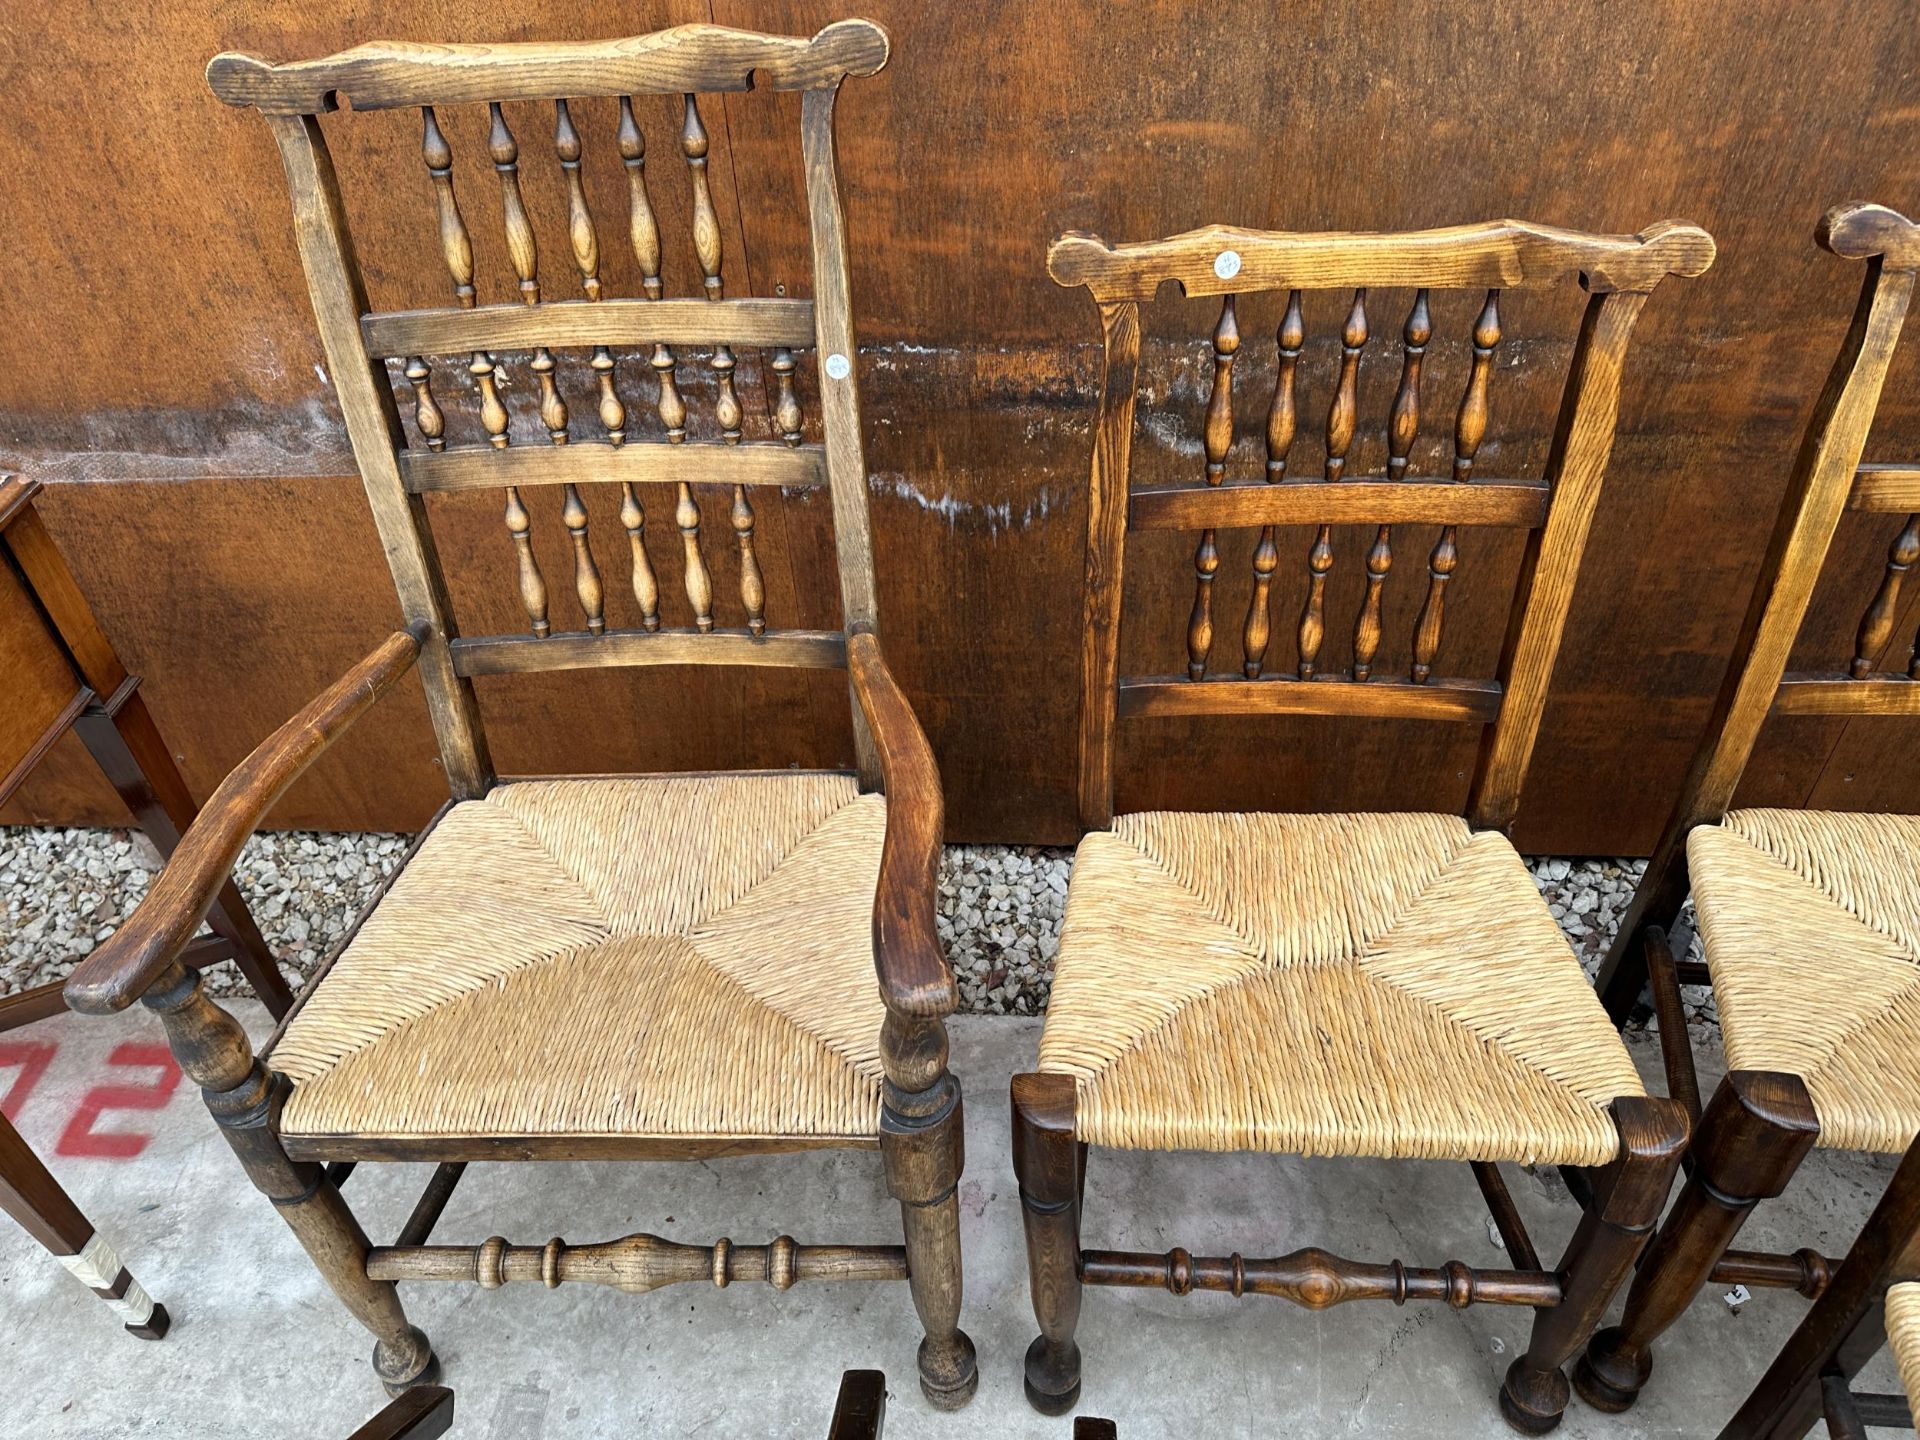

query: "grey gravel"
(2, 826), (1709, 1035)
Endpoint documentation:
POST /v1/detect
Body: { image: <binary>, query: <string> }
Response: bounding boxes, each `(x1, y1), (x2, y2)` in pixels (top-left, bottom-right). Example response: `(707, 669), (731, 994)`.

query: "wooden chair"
(1579, 203), (1920, 1419)
(61, 20), (977, 1409)
(2, 472), (295, 1339)
(1715, 1132), (1920, 1439)
(1020, 216), (1713, 1432)
(346, 1386), (453, 1440)
(341, 1372), (886, 1438)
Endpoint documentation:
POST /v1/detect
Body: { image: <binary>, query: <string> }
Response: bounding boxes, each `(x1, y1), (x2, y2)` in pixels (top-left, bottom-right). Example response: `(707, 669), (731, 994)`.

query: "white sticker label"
(824, 353), (852, 380)
(1213, 249), (1242, 280)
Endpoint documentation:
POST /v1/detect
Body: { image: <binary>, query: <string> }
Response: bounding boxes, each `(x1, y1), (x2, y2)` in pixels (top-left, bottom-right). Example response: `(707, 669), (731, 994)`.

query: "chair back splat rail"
(1050, 217), (1715, 830)
(208, 20), (895, 793)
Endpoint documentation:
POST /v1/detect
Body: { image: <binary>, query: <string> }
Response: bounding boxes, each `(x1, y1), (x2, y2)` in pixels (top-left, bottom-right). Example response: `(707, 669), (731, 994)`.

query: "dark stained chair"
(1021, 215), (1712, 1432)
(1581, 203), (1920, 1422)
(62, 20), (975, 1410)
(3, 472), (292, 1338)
(1717, 1132), (1920, 1439)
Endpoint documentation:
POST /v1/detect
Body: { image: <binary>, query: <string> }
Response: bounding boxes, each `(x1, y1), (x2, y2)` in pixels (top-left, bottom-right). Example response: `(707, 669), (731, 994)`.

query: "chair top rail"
(208, 20), (890, 114)
(1047, 218), (1715, 303)
(1820, 201), (1920, 269)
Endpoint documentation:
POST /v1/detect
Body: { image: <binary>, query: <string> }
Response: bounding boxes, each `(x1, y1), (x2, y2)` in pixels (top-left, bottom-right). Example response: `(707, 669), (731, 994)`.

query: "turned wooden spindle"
(1453, 290), (1500, 483)
(419, 107), (474, 309)
(403, 357), (445, 452)
(502, 484), (549, 639)
(487, 103), (539, 304)
(562, 484), (605, 634)
(592, 348), (624, 445)
(529, 348), (569, 445)
(470, 352), (510, 449)
(553, 99), (600, 300)
(1244, 291), (1303, 678)
(677, 483), (713, 631)
(363, 1231), (907, 1295)
(733, 487), (765, 635)
(1298, 290), (1367, 679)
(713, 345), (742, 442)
(772, 348), (804, 445)
(617, 98), (662, 300)
(1077, 1245), (1557, 1311)
(652, 346), (687, 443)
(1354, 290), (1429, 682)
(620, 484), (660, 631)
(1853, 514), (1920, 677)
(1325, 289), (1368, 482)
(1412, 290), (1500, 684)
(682, 94), (723, 300)
(1186, 295), (1238, 680)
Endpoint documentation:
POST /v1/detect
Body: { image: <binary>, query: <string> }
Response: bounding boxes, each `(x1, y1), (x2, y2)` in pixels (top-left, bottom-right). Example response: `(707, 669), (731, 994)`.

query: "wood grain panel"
(5, 0), (1920, 848)
(0, 558), (87, 800)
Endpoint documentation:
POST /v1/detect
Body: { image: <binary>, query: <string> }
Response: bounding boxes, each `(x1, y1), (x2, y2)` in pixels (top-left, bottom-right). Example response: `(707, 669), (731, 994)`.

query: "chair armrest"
(66, 625), (427, 1015)
(847, 627), (956, 1019)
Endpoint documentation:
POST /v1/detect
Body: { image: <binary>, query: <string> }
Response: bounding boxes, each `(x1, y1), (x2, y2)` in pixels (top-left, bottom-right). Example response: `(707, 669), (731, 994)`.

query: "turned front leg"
(879, 1012), (977, 1410)
(1577, 1073), (1818, 1415)
(139, 962), (436, 1394)
(1501, 1096), (1688, 1434)
(1014, 1071), (1083, 1415)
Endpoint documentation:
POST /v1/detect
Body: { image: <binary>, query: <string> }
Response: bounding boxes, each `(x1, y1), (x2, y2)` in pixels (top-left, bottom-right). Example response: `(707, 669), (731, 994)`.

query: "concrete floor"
(0, 1007), (1904, 1438)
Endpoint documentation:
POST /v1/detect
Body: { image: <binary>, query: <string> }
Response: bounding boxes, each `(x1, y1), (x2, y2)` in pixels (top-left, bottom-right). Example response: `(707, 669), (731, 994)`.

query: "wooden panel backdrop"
(3, 0), (1919, 848)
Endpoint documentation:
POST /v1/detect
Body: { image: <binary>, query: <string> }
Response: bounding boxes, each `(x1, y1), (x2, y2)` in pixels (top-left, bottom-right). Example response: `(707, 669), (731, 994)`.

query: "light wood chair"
(1020, 216), (1713, 1432)
(1579, 203), (1920, 1420)
(63, 20), (977, 1409)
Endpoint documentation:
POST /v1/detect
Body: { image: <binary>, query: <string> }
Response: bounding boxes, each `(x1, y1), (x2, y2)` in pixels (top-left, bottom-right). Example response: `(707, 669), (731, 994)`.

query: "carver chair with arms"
(1020, 214), (1713, 1431)
(1579, 203), (1920, 1423)
(63, 19), (977, 1409)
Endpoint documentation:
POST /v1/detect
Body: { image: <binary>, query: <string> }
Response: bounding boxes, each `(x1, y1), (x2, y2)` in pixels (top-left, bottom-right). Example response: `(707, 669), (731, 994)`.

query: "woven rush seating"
(271, 774), (889, 1145)
(1687, 809), (1920, 1154)
(1038, 810), (1644, 1166)
(1892, 1283), (1920, 1416)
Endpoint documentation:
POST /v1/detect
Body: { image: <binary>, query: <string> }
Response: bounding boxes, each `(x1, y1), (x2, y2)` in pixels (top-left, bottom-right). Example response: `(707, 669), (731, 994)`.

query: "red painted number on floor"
(0, 1041), (58, 1122)
(56, 1043), (184, 1159)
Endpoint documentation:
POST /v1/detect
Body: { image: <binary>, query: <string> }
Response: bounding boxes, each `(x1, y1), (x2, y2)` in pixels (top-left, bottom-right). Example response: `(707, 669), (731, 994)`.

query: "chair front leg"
(140, 961), (436, 1395)
(1013, 1071), (1083, 1415)
(879, 1012), (977, 1410)
(0, 1111), (169, 1338)
(1501, 1096), (1689, 1434)
(1577, 1072), (1818, 1414)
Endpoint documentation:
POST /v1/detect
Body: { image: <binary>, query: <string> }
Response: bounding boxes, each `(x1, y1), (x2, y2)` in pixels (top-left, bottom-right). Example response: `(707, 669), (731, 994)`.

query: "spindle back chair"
(207, 19), (890, 792)
(1056, 218), (1716, 831)
(64, 22), (976, 1411)
(1576, 204), (1920, 1419)
(1019, 216), (1712, 1434)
